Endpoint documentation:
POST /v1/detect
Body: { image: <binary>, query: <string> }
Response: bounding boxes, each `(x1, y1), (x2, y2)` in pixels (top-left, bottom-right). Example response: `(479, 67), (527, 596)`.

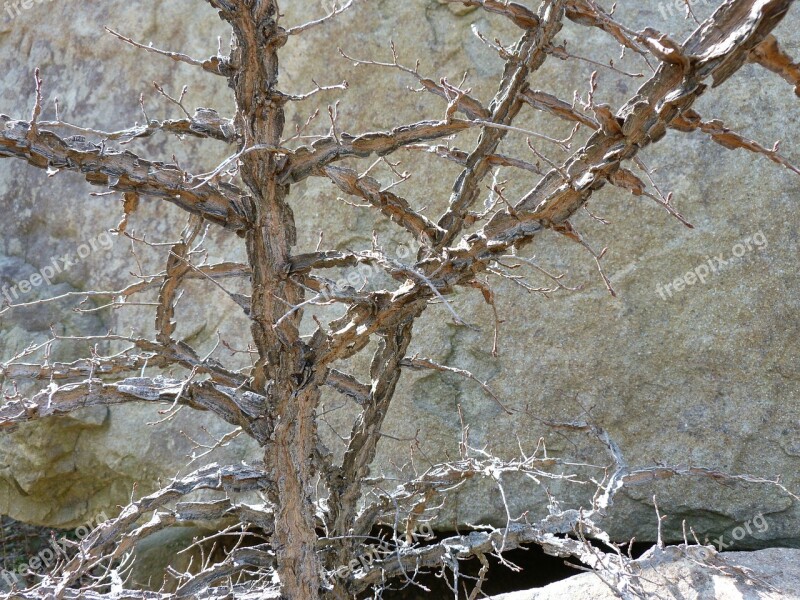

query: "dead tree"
(1, 0), (798, 598)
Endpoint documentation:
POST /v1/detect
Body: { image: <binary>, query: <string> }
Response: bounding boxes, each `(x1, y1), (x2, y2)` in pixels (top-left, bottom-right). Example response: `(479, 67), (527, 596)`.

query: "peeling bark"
(0, 0), (797, 598)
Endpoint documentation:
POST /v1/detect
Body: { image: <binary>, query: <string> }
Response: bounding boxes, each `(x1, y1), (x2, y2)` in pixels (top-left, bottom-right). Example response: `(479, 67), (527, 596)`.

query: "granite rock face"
(490, 547), (800, 600)
(0, 0), (798, 551)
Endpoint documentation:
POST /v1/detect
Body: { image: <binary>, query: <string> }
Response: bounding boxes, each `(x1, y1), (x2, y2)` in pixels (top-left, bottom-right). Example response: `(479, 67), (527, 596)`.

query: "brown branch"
(113, 261), (250, 299)
(1, 355), (156, 382)
(281, 119), (473, 183)
(434, 0), (567, 249)
(438, 0), (541, 30)
(40, 108), (238, 144)
(0, 332), (249, 389)
(670, 109), (800, 175)
(290, 250), (430, 289)
(404, 143), (543, 174)
(566, 0), (653, 64)
(174, 547), (275, 598)
(520, 89), (599, 129)
(312, 0), (796, 374)
(1, 337), (249, 397)
(8, 591), (273, 600)
(104, 27), (234, 77)
(41, 463), (272, 594)
(156, 217), (204, 344)
(288, 250), (367, 273)
(208, 1), (328, 596)
(320, 165), (443, 240)
(481, 0), (796, 246)
(0, 377), (272, 439)
(338, 43), (490, 120)
(748, 34), (800, 95)
(327, 320), (417, 569)
(0, 117), (252, 234)
(609, 167), (693, 227)
(347, 451), (607, 593)
(325, 369), (371, 405)
(345, 425), (798, 595)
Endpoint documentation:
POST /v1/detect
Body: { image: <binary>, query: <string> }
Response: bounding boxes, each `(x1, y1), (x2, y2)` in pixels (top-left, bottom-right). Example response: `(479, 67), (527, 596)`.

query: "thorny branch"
(1, 0), (798, 598)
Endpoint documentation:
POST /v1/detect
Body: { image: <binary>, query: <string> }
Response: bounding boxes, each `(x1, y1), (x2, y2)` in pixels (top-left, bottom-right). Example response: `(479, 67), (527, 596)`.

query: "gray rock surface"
(0, 0), (797, 551)
(491, 547), (800, 600)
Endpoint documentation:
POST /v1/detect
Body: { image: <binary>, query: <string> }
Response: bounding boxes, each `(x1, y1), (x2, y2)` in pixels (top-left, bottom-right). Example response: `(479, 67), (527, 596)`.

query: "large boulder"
(490, 547), (800, 600)
(0, 0), (798, 550)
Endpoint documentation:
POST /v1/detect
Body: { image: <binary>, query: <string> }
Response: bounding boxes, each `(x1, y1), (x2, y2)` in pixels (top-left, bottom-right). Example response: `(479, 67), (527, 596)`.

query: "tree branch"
(281, 119), (473, 184)
(0, 377), (271, 439)
(434, 0), (567, 249)
(320, 165), (443, 241)
(748, 34), (800, 95)
(0, 118), (252, 233)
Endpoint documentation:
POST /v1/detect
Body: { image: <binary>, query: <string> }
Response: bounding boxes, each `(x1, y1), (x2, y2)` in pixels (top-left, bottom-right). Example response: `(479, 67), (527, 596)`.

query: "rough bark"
(207, 1), (323, 597)
(0, 0), (797, 598)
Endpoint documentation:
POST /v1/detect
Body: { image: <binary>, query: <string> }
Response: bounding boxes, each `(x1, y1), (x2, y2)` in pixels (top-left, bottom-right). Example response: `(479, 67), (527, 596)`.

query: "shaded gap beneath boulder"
(358, 529), (654, 599)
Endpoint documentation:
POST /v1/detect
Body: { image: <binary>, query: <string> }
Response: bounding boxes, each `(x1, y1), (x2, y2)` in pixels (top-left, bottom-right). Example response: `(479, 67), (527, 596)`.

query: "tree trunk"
(224, 1), (322, 596)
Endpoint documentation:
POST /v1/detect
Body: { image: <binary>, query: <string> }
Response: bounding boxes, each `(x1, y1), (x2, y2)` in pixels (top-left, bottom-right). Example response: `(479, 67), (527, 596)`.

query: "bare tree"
(1, 0), (798, 598)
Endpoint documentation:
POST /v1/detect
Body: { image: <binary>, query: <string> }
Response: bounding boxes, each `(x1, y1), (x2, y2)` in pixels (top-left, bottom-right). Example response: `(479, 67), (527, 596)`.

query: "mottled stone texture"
(491, 548), (800, 600)
(0, 0), (798, 549)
